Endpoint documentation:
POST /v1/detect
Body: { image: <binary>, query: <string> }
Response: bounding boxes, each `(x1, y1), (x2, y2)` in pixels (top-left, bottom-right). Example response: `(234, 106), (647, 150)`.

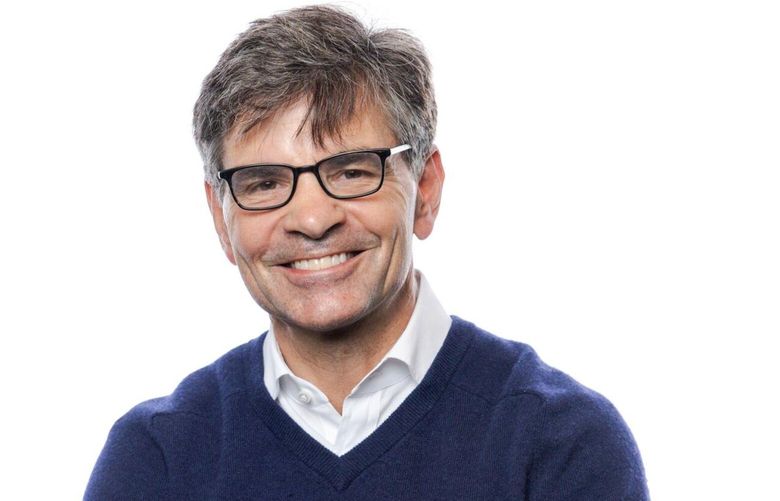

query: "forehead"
(222, 99), (397, 168)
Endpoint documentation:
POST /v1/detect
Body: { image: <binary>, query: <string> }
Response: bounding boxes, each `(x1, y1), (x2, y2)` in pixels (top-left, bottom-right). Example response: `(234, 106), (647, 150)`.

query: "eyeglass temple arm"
(390, 144), (411, 155)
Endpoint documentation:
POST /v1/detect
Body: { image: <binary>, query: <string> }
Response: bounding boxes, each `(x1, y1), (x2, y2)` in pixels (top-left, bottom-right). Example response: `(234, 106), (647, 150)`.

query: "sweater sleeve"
(84, 407), (168, 500)
(526, 391), (649, 501)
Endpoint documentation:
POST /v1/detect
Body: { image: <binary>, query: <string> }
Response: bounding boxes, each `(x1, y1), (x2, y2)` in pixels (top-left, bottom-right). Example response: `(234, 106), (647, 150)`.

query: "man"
(86, 5), (648, 499)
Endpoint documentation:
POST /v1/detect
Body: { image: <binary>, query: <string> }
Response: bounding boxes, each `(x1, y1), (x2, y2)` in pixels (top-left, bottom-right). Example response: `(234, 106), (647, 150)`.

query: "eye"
(326, 166), (380, 187)
(254, 180), (279, 190)
(342, 169), (367, 179)
(243, 177), (285, 193)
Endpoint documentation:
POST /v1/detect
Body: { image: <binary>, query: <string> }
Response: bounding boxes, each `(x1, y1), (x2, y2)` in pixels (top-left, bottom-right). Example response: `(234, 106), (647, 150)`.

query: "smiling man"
(86, 6), (649, 500)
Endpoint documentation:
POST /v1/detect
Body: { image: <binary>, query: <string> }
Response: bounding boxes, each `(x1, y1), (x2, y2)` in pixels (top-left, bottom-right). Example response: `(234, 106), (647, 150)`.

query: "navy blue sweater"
(85, 317), (649, 500)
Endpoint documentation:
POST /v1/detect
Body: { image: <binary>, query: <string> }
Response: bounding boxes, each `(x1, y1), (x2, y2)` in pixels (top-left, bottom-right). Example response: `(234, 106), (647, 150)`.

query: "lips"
(263, 234), (379, 271)
(288, 252), (356, 271)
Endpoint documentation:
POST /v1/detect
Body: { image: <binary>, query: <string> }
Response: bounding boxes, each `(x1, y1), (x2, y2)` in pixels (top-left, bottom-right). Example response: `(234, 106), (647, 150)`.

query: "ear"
(413, 147), (445, 240)
(205, 181), (237, 265)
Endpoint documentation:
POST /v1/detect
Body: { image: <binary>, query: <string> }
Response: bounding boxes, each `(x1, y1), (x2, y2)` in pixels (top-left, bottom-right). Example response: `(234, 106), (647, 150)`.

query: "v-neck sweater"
(85, 317), (649, 500)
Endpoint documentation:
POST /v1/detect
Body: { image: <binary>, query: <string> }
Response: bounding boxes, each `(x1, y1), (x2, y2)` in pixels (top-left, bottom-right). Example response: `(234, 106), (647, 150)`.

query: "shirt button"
(297, 391), (312, 404)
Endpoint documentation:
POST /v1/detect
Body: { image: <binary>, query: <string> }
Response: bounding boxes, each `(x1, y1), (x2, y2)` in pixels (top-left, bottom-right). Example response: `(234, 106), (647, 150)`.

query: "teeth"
(290, 252), (353, 271)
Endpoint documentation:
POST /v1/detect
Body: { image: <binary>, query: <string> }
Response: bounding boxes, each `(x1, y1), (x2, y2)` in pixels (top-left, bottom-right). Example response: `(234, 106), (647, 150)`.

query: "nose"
(281, 172), (346, 240)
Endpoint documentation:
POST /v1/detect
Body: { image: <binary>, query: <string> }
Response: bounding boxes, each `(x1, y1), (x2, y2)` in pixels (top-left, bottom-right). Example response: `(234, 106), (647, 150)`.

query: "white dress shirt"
(262, 272), (451, 456)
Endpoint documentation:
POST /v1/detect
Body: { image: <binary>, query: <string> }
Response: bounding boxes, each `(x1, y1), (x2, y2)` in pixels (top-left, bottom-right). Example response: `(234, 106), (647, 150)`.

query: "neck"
(272, 271), (419, 414)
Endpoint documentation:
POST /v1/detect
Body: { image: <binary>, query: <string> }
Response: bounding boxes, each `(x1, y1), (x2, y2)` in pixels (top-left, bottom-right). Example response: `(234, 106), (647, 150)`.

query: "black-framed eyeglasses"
(218, 144), (411, 211)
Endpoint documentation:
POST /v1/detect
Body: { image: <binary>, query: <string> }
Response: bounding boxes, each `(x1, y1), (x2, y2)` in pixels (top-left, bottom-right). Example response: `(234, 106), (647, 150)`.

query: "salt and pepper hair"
(193, 5), (437, 194)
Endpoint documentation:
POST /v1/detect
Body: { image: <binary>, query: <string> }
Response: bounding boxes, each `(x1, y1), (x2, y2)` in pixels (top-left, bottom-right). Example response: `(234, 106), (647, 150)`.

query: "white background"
(1, 1), (778, 499)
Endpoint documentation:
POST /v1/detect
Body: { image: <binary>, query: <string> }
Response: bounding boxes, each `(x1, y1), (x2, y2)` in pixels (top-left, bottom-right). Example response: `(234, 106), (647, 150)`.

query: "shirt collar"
(262, 271), (451, 400)
(380, 272), (451, 384)
(263, 323), (292, 401)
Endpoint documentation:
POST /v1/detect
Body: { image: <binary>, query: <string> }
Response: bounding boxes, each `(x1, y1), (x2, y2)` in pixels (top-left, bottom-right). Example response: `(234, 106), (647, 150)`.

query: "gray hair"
(193, 5), (437, 193)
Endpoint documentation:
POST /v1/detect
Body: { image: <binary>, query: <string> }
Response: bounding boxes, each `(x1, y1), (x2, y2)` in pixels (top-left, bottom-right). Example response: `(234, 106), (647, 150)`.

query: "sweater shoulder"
(450, 318), (648, 497)
(86, 338), (263, 499)
(121, 335), (262, 425)
(450, 317), (614, 411)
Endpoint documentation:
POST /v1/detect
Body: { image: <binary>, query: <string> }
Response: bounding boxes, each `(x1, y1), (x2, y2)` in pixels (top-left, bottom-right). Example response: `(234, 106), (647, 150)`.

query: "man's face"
(207, 99), (442, 334)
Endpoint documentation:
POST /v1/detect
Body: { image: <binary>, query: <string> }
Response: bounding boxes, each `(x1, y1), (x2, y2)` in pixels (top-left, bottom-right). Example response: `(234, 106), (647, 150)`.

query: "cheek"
(374, 186), (417, 249)
(393, 182), (418, 235)
(225, 209), (274, 260)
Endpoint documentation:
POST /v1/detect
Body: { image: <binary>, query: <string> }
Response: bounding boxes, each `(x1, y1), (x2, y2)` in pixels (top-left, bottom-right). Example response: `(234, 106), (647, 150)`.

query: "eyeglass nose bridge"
(287, 163), (336, 203)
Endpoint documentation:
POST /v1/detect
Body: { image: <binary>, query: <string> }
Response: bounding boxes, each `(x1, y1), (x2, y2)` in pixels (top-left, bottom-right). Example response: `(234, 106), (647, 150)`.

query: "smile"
(288, 252), (356, 271)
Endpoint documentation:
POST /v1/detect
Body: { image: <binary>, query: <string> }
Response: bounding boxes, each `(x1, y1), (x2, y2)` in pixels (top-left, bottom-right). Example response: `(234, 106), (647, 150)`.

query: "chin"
(273, 301), (376, 335)
(257, 277), (408, 335)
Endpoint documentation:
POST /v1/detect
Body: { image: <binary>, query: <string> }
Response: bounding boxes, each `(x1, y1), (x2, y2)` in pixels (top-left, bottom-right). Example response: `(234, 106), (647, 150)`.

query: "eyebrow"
(227, 145), (387, 169)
